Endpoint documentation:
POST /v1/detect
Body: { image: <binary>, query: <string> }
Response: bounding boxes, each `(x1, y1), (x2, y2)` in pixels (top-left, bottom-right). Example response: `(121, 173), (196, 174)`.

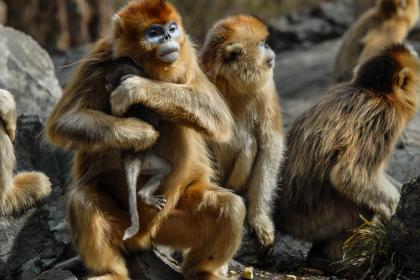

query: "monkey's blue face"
(259, 39), (275, 68)
(145, 22), (181, 63)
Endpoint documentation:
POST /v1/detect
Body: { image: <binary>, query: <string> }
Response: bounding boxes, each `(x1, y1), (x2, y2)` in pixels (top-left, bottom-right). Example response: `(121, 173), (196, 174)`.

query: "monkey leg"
(278, 196), (372, 262)
(137, 150), (171, 211)
(0, 121), (51, 216)
(153, 183), (246, 280)
(67, 183), (130, 280)
(122, 151), (142, 241)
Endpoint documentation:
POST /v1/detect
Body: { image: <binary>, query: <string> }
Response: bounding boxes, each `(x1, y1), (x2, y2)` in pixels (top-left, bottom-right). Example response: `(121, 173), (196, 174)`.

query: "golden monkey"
(201, 15), (284, 248)
(334, 0), (419, 82)
(46, 1), (245, 280)
(278, 44), (420, 270)
(104, 57), (170, 241)
(0, 89), (51, 216)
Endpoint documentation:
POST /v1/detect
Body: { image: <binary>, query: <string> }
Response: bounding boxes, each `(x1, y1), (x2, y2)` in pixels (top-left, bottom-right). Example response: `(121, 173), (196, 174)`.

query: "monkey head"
(201, 15), (275, 90)
(104, 57), (145, 92)
(379, 0), (419, 26)
(111, 0), (187, 77)
(353, 44), (420, 105)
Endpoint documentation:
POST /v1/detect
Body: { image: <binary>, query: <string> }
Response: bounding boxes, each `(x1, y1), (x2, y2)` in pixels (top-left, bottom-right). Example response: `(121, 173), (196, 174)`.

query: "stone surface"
(388, 176), (420, 274)
(0, 26), (61, 121)
(268, 0), (354, 52)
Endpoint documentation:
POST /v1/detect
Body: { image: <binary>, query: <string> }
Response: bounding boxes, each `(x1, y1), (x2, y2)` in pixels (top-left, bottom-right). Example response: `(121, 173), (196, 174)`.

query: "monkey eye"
(148, 29), (160, 38)
(259, 40), (270, 50)
(169, 23), (177, 33)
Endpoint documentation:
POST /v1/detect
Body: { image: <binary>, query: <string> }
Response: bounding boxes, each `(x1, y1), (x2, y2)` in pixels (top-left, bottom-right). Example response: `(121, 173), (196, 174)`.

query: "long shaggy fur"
(0, 89), (51, 216)
(46, 1), (244, 279)
(278, 44), (419, 263)
(201, 15), (284, 247)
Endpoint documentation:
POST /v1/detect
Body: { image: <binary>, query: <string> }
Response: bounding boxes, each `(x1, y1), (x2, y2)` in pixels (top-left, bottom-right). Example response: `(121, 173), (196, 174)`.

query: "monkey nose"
(267, 57), (275, 68)
(164, 34), (171, 41)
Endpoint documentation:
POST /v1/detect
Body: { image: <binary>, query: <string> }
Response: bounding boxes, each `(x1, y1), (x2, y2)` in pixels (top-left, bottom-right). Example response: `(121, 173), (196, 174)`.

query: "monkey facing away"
(277, 44), (420, 270)
(46, 1), (245, 279)
(201, 15), (284, 248)
(0, 89), (51, 216)
(334, 0), (419, 82)
(105, 57), (171, 241)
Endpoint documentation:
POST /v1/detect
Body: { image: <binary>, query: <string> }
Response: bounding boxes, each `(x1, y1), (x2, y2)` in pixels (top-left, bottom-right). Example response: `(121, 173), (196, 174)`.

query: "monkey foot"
(248, 215), (275, 247)
(123, 224), (140, 241)
(140, 194), (167, 211)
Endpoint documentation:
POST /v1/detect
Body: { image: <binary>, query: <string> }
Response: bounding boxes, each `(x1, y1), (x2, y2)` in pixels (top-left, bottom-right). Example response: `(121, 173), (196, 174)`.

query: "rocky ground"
(1, 1), (420, 279)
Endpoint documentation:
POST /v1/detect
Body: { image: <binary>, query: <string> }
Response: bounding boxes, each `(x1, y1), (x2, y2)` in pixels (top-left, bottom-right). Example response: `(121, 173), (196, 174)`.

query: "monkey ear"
(112, 15), (124, 39)
(398, 67), (411, 89)
(224, 43), (245, 60)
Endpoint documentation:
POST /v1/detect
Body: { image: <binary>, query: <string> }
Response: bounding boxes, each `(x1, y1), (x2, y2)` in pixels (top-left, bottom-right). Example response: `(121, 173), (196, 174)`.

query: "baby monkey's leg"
(122, 151), (142, 241)
(138, 150), (171, 211)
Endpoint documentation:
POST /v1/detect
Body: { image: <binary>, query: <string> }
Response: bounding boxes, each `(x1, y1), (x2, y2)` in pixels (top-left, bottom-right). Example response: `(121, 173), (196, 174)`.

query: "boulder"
(388, 176), (420, 275)
(0, 26), (61, 121)
(268, 0), (354, 52)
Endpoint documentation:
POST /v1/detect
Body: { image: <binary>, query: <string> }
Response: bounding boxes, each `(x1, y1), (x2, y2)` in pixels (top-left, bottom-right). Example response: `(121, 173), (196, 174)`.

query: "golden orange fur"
(0, 89), (51, 216)
(201, 15), (284, 247)
(278, 44), (420, 270)
(334, 0), (419, 82)
(46, 1), (245, 280)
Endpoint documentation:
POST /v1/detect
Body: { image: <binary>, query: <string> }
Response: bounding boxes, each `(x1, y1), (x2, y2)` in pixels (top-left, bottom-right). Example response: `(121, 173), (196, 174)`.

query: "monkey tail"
(0, 172), (52, 216)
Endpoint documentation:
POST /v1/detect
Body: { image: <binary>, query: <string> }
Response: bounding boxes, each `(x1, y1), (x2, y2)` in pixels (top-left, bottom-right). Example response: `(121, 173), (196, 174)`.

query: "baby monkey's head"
(201, 15), (275, 89)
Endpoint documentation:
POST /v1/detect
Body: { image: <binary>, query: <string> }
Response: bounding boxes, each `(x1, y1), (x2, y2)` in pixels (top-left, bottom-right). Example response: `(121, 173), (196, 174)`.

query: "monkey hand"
(376, 199), (398, 221)
(0, 89), (17, 141)
(248, 213), (275, 247)
(110, 76), (148, 117)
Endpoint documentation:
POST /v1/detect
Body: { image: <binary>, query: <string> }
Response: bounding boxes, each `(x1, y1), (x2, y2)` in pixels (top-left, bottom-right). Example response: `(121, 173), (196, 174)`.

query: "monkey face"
(111, 0), (185, 67)
(202, 15), (274, 88)
(144, 22), (181, 63)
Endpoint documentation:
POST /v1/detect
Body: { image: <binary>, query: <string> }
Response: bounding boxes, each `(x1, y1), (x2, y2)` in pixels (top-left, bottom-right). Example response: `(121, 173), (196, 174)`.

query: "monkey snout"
(266, 57), (275, 68)
(266, 52), (275, 68)
(157, 42), (180, 63)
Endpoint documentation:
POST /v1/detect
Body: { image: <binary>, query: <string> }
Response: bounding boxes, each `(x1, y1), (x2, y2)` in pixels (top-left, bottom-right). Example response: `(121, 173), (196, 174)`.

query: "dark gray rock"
(268, 0), (354, 52)
(0, 26), (61, 121)
(388, 176), (420, 273)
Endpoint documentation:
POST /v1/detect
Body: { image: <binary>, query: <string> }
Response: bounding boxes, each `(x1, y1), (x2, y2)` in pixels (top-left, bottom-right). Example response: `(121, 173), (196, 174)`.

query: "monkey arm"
(46, 103), (159, 152)
(0, 89), (17, 141)
(330, 162), (400, 220)
(245, 120), (284, 245)
(110, 75), (233, 141)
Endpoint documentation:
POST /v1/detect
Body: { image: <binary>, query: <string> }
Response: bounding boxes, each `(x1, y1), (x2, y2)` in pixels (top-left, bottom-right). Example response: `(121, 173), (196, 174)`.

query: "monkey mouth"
(158, 50), (179, 63)
(267, 58), (275, 68)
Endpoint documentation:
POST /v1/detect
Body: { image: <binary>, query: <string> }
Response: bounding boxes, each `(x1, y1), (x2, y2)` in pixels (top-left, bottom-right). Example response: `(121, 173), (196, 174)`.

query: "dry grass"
(340, 216), (399, 280)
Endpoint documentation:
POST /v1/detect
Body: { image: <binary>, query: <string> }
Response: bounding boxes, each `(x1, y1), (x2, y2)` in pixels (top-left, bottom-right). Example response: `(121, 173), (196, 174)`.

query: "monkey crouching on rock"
(278, 44), (420, 272)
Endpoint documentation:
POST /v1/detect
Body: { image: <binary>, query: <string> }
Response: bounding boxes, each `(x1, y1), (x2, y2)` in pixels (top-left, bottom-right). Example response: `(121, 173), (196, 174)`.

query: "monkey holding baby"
(46, 1), (245, 279)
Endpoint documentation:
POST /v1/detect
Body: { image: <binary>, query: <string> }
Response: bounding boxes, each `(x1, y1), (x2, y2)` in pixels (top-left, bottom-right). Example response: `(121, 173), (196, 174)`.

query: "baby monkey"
(105, 57), (171, 241)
